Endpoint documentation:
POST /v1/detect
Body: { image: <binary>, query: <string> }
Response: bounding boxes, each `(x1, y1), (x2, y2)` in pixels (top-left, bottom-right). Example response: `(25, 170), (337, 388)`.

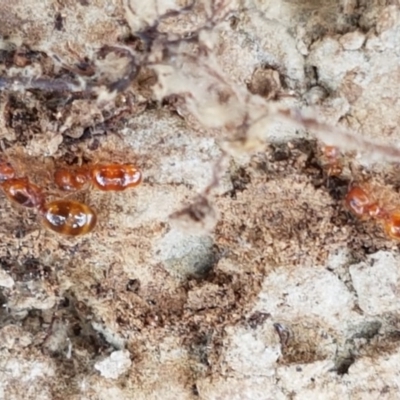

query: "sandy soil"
(0, 1), (400, 399)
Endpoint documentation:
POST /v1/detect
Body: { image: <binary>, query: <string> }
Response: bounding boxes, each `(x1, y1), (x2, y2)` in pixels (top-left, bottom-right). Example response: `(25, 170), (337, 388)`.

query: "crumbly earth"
(1, 1), (400, 399)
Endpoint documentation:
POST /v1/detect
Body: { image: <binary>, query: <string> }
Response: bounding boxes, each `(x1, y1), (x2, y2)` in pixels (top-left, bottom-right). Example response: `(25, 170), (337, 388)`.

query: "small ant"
(0, 159), (142, 236)
(383, 211), (400, 241)
(344, 185), (384, 220)
(0, 160), (97, 236)
(54, 164), (142, 192)
(320, 145), (342, 176)
(40, 199), (97, 236)
(53, 166), (90, 192)
(1, 178), (45, 209)
(318, 143), (400, 242)
(344, 183), (400, 241)
(0, 160), (45, 209)
(2, 0), (399, 244)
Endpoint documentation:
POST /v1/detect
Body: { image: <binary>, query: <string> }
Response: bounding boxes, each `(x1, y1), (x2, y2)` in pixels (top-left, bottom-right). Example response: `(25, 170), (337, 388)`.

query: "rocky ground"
(0, 0), (400, 399)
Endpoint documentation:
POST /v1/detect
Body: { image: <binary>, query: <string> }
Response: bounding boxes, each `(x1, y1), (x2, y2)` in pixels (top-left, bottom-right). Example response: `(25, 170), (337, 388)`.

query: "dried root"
(1, 0), (399, 227)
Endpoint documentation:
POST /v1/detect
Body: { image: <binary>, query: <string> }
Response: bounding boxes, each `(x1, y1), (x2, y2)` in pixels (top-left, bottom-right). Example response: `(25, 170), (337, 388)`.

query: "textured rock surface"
(0, 0), (400, 399)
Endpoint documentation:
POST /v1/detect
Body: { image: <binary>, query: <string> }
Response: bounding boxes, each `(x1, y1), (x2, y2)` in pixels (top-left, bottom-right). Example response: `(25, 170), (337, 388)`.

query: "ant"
(320, 145), (343, 176)
(1, 0), (400, 242)
(0, 160), (97, 236)
(50, 163), (142, 234)
(345, 186), (383, 220)
(0, 159), (142, 236)
(0, 160), (45, 209)
(40, 199), (97, 236)
(384, 211), (400, 240)
(345, 184), (400, 241)
(315, 145), (400, 242)
(54, 164), (142, 192)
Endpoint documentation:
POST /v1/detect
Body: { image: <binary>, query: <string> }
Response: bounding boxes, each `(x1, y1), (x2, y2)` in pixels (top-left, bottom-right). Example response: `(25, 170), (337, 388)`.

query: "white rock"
(94, 350), (132, 380)
(0, 270), (14, 288)
(254, 266), (355, 329)
(339, 31), (365, 50)
(349, 251), (400, 315)
(222, 326), (281, 376)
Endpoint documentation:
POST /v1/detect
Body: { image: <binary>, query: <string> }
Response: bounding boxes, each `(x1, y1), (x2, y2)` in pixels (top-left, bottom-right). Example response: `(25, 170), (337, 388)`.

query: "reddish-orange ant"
(0, 159), (142, 236)
(317, 144), (400, 242)
(382, 211), (400, 240)
(40, 199), (97, 236)
(1, 178), (45, 209)
(344, 185), (385, 220)
(53, 166), (90, 192)
(344, 183), (400, 241)
(0, 160), (97, 236)
(320, 145), (343, 176)
(0, 161), (45, 209)
(54, 164), (142, 192)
